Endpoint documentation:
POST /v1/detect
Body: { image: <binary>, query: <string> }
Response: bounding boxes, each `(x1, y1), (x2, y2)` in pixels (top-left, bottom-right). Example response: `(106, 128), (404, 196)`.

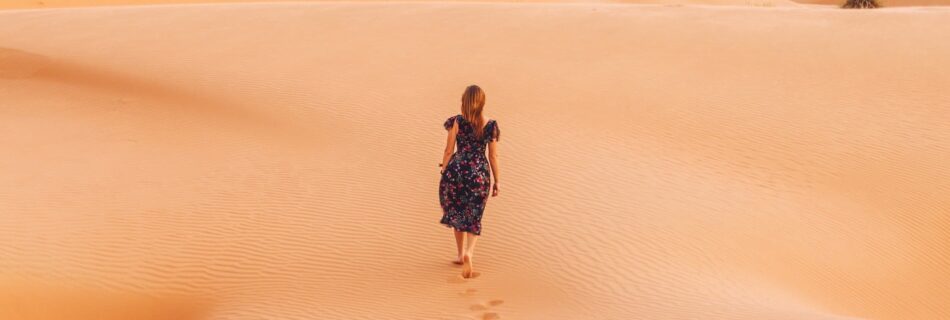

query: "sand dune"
(791, 0), (950, 5)
(2, 1), (950, 319)
(0, 0), (272, 10)
(0, 0), (802, 10)
(3, 0), (949, 11)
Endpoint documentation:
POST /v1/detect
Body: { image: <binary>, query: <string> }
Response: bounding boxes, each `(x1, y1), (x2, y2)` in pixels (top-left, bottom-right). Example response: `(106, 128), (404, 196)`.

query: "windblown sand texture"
(2, 1), (950, 319)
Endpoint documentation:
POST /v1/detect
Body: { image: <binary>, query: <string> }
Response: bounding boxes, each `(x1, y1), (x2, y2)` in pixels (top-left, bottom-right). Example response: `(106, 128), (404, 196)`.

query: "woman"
(439, 84), (501, 278)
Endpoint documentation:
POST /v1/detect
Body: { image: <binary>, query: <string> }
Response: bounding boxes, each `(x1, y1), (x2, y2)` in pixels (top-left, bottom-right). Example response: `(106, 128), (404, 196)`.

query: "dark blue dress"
(439, 114), (500, 235)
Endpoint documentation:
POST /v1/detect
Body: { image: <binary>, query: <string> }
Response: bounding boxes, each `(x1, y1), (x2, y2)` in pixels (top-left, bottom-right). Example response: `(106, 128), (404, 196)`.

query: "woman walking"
(439, 84), (501, 278)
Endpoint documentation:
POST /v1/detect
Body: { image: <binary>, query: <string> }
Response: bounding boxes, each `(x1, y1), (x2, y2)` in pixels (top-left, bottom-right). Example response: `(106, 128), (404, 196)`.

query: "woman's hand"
(492, 183), (499, 197)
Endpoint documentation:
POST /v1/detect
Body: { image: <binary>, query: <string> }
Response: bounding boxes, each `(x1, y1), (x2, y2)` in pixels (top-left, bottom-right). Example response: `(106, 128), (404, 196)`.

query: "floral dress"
(439, 114), (500, 236)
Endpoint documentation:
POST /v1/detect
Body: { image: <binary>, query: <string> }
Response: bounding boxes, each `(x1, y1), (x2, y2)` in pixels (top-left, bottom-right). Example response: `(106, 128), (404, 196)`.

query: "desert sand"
(2, 1), (949, 319)
(6, 0), (950, 10)
(1, 0), (802, 10)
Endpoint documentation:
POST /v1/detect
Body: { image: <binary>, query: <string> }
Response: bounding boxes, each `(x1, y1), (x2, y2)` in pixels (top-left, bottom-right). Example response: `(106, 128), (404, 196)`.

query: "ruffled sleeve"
(443, 115), (458, 131)
(488, 120), (500, 142)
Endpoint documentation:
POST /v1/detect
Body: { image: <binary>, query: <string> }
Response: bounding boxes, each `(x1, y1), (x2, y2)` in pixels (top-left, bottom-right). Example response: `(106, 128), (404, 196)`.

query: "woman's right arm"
(487, 129), (500, 197)
(440, 119), (458, 173)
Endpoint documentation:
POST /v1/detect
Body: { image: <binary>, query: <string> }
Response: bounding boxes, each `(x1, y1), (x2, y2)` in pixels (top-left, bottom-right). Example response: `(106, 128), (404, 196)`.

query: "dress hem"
(439, 221), (481, 236)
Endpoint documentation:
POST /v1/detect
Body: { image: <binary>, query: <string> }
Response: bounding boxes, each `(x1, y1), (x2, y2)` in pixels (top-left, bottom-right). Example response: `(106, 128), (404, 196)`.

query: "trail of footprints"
(457, 288), (505, 320)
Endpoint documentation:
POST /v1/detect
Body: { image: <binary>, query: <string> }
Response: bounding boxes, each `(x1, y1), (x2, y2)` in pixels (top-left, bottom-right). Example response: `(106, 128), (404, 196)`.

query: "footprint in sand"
(471, 299), (503, 311)
(447, 272), (482, 283)
(449, 269), (501, 319)
(458, 288), (478, 297)
(469, 299), (505, 319)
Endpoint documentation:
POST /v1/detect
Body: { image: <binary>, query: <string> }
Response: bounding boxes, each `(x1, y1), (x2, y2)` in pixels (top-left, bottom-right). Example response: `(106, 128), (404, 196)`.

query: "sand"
(2, 1), (950, 319)
(791, 0), (950, 6)
(6, 0), (950, 9)
(0, 0), (790, 11)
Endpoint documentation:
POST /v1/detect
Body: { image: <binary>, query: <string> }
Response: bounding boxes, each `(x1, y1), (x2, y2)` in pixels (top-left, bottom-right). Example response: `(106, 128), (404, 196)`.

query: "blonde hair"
(460, 85), (487, 140)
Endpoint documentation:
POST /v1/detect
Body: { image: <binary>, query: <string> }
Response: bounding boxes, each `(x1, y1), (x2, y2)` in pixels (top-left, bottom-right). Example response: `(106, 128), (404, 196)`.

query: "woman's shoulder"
(486, 118), (500, 142)
(443, 114), (462, 130)
(485, 118), (499, 131)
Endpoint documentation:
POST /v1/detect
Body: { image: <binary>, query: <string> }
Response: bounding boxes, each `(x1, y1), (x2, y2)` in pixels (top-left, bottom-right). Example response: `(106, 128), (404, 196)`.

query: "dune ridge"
(0, 0), (816, 10)
(2, 2), (949, 319)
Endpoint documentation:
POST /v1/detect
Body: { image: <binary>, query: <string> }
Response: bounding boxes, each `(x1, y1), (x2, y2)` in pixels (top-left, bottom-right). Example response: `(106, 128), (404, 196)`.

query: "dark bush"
(842, 0), (880, 8)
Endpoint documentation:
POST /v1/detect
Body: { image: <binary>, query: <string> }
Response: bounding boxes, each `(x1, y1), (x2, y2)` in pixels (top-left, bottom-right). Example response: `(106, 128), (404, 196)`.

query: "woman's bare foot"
(461, 254), (473, 278)
(452, 256), (463, 265)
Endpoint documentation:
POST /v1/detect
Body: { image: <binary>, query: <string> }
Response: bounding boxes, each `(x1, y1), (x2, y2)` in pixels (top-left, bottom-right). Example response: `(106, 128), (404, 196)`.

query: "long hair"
(460, 85), (487, 140)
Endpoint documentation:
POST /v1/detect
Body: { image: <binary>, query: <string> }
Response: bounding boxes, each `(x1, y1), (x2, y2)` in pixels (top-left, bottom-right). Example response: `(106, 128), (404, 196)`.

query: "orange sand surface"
(2, 1), (950, 319)
(0, 0), (803, 10)
(791, 0), (950, 6)
(4, 0), (950, 10)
